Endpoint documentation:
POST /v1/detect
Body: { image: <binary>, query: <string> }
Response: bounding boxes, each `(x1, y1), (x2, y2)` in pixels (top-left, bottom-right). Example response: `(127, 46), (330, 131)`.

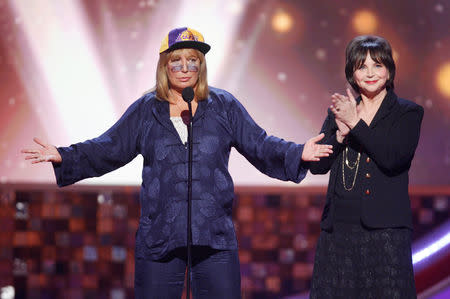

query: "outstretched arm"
(227, 95), (332, 183)
(21, 97), (146, 186)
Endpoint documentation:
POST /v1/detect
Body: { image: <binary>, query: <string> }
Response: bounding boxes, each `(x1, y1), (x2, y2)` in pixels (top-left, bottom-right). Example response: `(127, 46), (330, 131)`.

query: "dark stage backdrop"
(0, 0), (449, 186)
(1, 185), (449, 299)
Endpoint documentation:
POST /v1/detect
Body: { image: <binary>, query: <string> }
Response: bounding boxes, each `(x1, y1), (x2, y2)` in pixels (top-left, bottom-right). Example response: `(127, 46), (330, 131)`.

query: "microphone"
(182, 87), (195, 103)
(182, 86), (194, 299)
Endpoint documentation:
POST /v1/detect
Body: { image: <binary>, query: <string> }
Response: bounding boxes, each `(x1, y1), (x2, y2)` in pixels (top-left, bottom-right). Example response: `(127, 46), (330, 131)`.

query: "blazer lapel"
(369, 90), (397, 128)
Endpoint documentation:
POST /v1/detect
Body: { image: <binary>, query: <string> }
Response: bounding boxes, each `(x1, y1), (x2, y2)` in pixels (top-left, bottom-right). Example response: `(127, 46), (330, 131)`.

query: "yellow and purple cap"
(159, 27), (210, 54)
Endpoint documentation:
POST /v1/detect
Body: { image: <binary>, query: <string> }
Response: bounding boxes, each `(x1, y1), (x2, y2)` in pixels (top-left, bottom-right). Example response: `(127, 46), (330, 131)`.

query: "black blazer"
(309, 90), (424, 230)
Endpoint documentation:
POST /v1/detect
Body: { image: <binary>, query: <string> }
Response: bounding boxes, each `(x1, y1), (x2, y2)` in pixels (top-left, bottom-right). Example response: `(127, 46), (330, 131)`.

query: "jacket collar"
(356, 89), (398, 128)
(151, 94), (211, 131)
(192, 96), (211, 122)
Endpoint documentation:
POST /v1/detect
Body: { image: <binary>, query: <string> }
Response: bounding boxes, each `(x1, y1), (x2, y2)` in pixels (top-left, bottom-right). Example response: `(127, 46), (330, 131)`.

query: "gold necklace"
(344, 147), (358, 169)
(342, 146), (361, 191)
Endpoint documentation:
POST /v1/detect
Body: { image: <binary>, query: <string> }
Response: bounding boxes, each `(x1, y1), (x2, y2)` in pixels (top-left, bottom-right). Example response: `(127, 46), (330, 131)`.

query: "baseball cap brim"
(164, 40), (211, 54)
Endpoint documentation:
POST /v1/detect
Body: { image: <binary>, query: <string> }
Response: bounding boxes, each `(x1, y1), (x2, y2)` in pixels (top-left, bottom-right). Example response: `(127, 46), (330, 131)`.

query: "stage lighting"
(271, 10), (293, 33)
(436, 62), (450, 98)
(352, 10), (378, 34)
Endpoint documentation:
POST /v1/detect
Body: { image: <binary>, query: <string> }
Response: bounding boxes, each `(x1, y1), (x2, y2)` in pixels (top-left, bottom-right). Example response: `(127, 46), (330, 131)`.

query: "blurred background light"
(436, 62), (450, 98)
(9, 0), (117, 142)
(0, 0), (448, 186)
(271, 9), (294, 33)
(413, 232), (450, 264)
(352, 10), (378, 34)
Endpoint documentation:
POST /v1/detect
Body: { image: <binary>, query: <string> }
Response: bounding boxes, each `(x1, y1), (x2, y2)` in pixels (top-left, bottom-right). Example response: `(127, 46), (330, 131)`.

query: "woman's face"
(353, 52), (389, 96)
(167, 49), (200, 93)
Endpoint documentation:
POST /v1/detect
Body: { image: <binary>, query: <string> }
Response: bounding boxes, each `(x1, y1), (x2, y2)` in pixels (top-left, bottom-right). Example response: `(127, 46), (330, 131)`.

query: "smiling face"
(345, 35), (396, 94)
(166, 48), (200, 93)
(353, 52), (389, 97)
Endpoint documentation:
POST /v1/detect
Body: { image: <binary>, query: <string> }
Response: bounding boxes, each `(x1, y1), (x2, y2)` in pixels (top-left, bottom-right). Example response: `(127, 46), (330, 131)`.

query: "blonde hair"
(155, 48), (209, 102)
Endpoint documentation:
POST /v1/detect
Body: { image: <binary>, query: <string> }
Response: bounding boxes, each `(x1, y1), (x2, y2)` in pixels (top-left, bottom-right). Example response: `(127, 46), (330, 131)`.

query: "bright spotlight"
(436, 62), (450, 98)
(352, 10), (378, 34)
(228, 1), (244, 15)
(271, 10), (293, 33)
(0, 286), (14, 299)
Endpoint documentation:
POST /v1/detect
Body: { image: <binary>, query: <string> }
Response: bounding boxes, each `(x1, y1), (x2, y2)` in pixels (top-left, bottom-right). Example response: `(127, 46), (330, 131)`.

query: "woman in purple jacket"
(22, 27), (332, 298)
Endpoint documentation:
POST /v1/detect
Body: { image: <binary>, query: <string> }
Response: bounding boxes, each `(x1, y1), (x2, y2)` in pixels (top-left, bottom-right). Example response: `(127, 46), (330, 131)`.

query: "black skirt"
(310, 222), (416, 299)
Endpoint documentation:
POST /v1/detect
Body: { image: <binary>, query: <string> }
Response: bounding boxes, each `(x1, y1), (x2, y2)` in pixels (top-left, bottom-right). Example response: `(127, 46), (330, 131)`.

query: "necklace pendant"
(342, 146), (361, 191)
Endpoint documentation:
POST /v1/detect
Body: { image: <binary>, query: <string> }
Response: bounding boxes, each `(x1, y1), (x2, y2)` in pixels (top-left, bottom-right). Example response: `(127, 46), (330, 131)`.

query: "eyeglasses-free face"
(353, 52), (389, 97)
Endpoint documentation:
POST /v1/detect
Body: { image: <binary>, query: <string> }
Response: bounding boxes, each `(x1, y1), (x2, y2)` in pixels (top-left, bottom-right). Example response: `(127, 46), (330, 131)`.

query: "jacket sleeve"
(52, 99), (144, 187)
(228, 96), (307, 183)
(350, 105), (424, 174)
(308, 108), (346, 174)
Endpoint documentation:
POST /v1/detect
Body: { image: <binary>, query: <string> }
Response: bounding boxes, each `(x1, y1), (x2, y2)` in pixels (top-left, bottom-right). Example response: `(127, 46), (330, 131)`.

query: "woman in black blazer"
(309, 35), (423, 299)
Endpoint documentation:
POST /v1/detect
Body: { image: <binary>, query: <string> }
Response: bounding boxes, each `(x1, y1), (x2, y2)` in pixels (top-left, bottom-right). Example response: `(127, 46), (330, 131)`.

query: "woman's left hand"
(331, 89), (359, 129)
(301, 133), (333, 161)
(335, 119), (349, 143)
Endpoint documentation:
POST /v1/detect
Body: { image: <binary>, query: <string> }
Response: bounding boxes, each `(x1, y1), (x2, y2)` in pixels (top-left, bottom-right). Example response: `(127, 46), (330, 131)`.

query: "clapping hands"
(330, 89), (360, 143)
(330, 88), (359, 129)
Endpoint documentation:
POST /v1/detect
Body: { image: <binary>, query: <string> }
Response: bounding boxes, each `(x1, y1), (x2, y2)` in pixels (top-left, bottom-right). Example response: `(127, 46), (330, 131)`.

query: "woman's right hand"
(21, 137), (62, 164)
(330, 89), (359, 129)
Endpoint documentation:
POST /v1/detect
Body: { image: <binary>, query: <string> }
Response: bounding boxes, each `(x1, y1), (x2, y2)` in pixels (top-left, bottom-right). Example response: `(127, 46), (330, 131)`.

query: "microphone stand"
(183, 88), (194, 299)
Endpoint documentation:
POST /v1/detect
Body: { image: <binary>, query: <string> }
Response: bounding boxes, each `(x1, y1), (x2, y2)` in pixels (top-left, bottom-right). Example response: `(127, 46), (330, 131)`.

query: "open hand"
(302, 133), (333, 161)
(21, 137), (62, 164)
(330, 89), (359, 129)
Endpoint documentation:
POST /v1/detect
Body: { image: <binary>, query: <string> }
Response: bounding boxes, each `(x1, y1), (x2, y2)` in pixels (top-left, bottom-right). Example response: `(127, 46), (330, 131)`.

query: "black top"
(309, 90), (424, 230)
(334, 143), (364, 224)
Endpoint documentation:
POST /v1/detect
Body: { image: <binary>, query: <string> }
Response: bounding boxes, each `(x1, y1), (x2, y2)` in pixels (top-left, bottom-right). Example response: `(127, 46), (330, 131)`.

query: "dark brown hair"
(345, 35), (396, 92)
